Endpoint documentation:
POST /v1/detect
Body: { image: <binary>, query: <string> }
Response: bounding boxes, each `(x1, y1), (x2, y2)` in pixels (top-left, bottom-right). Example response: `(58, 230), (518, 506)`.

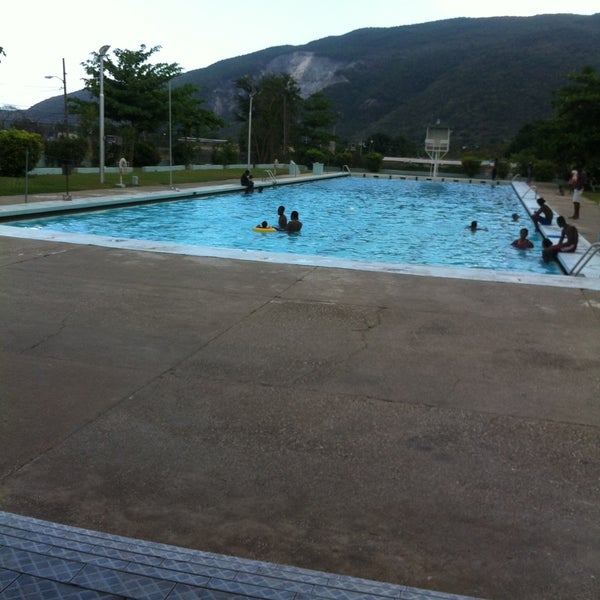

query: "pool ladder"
(569, 242), (600, 276)
(263, 169), (277, 183)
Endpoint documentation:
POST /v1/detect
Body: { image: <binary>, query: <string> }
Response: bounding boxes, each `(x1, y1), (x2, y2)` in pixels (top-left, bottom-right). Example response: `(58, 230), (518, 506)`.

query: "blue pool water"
(9, 177), (560, 275)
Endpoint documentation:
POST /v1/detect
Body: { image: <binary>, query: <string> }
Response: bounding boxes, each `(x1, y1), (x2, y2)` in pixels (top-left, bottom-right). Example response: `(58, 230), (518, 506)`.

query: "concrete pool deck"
(1, 178), (599, 599)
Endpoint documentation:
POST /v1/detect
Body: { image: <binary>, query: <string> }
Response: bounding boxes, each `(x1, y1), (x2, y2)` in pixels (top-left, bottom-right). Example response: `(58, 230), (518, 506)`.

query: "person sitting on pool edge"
(542, 216), (578, 262)
(277, 205), (287, 230)
(531, 197), (553, 226)
(286, 210), (302, 232)
(241, 169), (254, 193)
(511, 228), (534, 249)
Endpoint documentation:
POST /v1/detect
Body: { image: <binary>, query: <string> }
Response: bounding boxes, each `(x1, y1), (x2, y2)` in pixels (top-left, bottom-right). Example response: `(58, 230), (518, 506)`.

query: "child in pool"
(511, 228), (534, 249)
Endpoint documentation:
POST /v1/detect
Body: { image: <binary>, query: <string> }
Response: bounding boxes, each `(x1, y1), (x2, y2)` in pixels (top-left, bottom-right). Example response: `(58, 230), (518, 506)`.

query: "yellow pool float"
(252, 226), (277, 232)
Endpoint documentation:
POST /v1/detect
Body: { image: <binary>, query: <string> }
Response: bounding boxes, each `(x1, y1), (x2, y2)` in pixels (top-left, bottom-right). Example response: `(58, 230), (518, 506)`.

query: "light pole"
(98, 44), (110, 183)
(168, 80), (173, 187)
(45, 58), (70, 199)
(247, 91), (255, 169)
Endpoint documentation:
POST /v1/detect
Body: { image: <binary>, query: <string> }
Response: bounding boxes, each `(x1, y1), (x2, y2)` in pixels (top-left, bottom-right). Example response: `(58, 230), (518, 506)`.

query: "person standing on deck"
(570, 167), (587, 220)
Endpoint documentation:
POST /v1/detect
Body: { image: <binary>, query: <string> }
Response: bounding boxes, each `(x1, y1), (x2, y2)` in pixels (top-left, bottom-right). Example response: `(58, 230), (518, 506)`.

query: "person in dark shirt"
(511, 228), (534, 249)
(532, 197), (553, 226)
(543, 216), (578, 261)
(286, 210), (302, 232)
(240, 169), (254, 193)
(277, 205), (287, 229)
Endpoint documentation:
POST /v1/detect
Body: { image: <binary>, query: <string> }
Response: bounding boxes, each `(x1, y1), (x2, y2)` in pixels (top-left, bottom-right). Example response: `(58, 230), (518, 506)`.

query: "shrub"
(511, 153), (535, 179)
(173, 141), (196, 166)
(461, 156), (482, 177)
(133, 141), (160, 167)
(0, 129), (44, 176)
(533, 160), (557, 182)
(332, 152), (354, 168)
(45, 137), (88, 170)
(496, 159), (511, 179)
(303, 148), (326, 167)
(365, 151), (384, 173)
(213, 142), (239, 166)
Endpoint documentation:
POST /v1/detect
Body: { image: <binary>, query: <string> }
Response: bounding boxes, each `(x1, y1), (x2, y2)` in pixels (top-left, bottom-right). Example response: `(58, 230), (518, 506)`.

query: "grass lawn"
(587, 191), (600, 205)
(0, 168), (249, 197)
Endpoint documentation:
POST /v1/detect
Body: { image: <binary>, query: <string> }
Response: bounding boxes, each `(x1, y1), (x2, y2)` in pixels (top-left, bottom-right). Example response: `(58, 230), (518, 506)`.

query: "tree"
(461, 156), (482, 178)
(506, 120), (564, 162)
(45, 137), (87, 170)
(551, 65), (600, 168)
(0, 129), (44, 177)
(508, 66), (600, 176)
(365, 151), (384, 173)
(169, 83), (225, 164)
(235, 73), (302, 164)
(298, 92), (339, 156)
(72, 101), (100, 164)
(368, 132), (418, 157)
(76, 44), (221, 166)
(213, 142), (239, 167)
(171, 83), (224, 140)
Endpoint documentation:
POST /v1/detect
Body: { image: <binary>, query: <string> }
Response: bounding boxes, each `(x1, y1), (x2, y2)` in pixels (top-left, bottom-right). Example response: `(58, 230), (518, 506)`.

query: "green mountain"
(175, 13), (600, 151)
(22, 13), (600, 153)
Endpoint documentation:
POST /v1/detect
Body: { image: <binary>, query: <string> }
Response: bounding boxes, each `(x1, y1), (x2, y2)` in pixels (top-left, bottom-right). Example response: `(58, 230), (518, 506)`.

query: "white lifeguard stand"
(424, 125), (451, 178)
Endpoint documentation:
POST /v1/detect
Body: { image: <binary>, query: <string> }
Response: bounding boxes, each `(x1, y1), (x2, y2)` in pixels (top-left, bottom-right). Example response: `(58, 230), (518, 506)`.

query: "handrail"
(342, 165), (351, 173)
(569, 242), (600, 276)
(521, 185), (537, 200)
(263, 169), (277, 183)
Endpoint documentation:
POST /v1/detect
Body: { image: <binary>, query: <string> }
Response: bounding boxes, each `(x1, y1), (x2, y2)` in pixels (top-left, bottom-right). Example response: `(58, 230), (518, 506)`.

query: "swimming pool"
(7, 177), (561, 275)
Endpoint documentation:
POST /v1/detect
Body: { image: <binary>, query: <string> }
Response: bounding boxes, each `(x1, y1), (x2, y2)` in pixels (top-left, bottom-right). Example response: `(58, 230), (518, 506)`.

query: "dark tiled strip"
(0, 512), (487, 599)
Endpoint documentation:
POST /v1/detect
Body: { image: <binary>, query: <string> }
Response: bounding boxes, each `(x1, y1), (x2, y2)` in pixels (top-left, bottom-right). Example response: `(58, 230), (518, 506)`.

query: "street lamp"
(247, 90), (256, 169)
(168, 80), (173, 187)
(98, 44), (110, 183)
(45, 58), (70, 199)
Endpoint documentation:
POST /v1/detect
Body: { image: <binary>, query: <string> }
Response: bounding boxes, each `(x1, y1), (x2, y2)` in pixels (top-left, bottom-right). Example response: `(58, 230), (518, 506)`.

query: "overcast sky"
(1, 0), (597, 109)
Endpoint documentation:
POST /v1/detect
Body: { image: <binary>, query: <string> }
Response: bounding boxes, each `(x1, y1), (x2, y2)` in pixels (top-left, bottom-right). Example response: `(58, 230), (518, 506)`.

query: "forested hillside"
(182, 14), (600, 151)
(23, 13), (600, 152)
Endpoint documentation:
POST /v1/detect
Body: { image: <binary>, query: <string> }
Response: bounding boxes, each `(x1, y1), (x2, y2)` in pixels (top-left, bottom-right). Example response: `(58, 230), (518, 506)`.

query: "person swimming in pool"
(286, 210), (302, 232)
(256, 220), (269, 229)
(467, 220), (488, 231)
(277, 205), (287, 230)
(511, 228), (534, 249)
(541, 238), (554, 262)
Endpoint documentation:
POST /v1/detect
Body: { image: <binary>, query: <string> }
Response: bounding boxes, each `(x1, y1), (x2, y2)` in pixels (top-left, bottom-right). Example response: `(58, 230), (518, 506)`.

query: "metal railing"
(569, 242), (600, 276)
(263, 169), (277, 183)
